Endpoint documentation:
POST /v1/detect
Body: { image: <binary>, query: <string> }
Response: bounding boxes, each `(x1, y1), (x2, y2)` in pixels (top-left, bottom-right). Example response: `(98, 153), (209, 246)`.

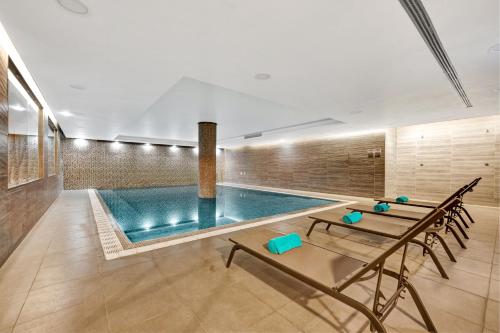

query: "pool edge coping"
(88, 187), (357, 260)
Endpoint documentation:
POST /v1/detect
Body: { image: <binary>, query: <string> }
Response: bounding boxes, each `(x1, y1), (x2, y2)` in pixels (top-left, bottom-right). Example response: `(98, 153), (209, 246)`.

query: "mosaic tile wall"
(7, 134), (39, 187)
(224, 133), (386, 198)
(0, 48), (63, 266)
(62, 139), (225, 190)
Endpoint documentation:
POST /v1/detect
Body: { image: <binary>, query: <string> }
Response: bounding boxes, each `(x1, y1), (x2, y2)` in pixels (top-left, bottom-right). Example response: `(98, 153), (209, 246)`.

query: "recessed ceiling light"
(350, 110), (363, 115)
(69, 84), (86, 90)
(57, 0), (89, 15)
(254, 73), (271, 80)
(488, 43), (500, 53)
(59, 110), (74, 117)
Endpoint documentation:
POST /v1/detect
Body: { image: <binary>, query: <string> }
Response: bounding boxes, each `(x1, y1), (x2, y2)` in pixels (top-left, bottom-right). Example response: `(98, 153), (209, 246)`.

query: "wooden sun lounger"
(226, 202), (455, 333)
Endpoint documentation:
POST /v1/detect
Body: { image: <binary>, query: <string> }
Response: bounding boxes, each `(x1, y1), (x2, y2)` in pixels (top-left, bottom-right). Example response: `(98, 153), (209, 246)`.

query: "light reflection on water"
(98, 185), (336, 242)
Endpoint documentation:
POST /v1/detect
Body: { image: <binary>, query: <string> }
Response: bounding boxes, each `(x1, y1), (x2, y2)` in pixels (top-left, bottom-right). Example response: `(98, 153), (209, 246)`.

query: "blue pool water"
(98, 185), (336, 243)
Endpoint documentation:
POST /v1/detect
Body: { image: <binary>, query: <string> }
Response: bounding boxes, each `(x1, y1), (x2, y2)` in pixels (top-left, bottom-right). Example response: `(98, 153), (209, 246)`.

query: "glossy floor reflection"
(0, 190), (498, 333)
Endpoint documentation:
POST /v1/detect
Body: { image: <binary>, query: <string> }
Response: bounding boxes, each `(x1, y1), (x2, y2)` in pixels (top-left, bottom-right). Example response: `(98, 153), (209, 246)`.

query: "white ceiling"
(0, 0), (498, 147)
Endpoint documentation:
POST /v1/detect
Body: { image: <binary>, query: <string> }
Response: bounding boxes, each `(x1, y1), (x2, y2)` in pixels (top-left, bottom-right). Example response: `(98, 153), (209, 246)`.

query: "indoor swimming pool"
(98, 185), (337, 242)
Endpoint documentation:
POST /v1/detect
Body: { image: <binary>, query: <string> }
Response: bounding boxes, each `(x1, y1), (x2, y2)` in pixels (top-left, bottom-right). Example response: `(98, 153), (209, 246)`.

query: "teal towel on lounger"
(342, 211), (363, 224)
(374, 203), (391, 212)
(396, 196), (409, 203)
(268, 233), (302, 255)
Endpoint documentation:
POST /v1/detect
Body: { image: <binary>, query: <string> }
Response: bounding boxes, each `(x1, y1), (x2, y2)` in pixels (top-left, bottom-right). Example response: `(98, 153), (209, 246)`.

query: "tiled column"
(198, 122), (217, 198)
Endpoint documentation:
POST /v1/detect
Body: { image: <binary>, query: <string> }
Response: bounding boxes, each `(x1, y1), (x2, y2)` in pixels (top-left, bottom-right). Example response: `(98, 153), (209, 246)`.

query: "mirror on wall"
(47, 120), (57, 176)
(7, 67), (41, 188)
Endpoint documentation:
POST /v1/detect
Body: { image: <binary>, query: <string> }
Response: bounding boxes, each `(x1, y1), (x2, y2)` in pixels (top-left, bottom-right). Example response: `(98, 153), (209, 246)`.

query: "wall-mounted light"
(170, 145), (179, 152)
(142, 143), (153, 151)
(216, 148), (223, 156)
(74, 138), (88, 149)
(111, 141), (121, 151)
(193, 147), (199, 155)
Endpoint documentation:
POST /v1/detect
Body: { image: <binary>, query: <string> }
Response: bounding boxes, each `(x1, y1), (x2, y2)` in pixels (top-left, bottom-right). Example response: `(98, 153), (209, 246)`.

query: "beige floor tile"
(31, 258), (100, 290)
(419, 252), (492, 279)
(415, 265), (490, 297)
(98, 253), (153, 275)
(17, 277), (103, 324)
(385, 302), (483, 333)
(492, 265), (500, 281)
(170, 259), (245, 301)
(410, 275), (486, 325)
(490, 279), (500, 302)
(115, 305), (205, 333)
(40, 246), (99, 269)
(46, 235), (96, 254)
(188, 285), (274, 333)
(13, 297), (108, 333)
(485, 299), (499, 332)
(247, 312), (301, 333)
(0, 292), (27, 330)
(0, 266), (39, 297)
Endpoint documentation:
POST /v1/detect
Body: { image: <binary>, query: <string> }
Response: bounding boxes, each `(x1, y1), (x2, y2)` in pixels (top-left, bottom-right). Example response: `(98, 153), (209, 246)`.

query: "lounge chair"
(226, 201), (457, 333)
(346, 183), (476, 248)
(375, 177), (481, 228)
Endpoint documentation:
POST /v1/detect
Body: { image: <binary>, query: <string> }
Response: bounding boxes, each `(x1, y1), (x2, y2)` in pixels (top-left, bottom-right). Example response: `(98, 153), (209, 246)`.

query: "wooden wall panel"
(0, 48), (63, 266)
(224, 133), (385, 198)
(395, 115), (500, 206)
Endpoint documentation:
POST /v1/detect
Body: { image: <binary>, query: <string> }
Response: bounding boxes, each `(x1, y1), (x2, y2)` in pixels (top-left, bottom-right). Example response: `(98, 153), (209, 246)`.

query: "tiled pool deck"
(0, 190), (498, 332)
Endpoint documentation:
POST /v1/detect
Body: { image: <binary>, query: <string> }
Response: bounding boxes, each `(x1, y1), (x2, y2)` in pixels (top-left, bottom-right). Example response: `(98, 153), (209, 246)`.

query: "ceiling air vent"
(399, 0), (472, 107)
(237, 118), (344, 141)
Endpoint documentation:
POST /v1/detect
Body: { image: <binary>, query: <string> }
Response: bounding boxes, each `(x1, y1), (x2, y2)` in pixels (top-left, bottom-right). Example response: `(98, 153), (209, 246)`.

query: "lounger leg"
(433, 233), (456, 262)
(332, 292), (387, 333)
(306, 220), (322, 237)
(461, 207), (476, 224)
(451, 217), (469, 239)
(411, 239), (449, 279)
(404, 280), (438, 333)
(226, 245), (241, 268)
(457, 213), (470, 229)
(325, 223), (331, 231)
(446, 225), (467, 249)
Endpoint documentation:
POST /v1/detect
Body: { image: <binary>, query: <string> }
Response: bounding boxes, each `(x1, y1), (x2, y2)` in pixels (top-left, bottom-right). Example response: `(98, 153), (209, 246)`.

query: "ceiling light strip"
(0, 21), (58, 124)
(399, 0), (472, 107)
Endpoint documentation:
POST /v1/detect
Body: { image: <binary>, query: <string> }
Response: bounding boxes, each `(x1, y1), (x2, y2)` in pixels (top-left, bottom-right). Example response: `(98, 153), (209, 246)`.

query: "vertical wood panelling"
(224, 133), (385, 198)
(0, 47), (63, 266)
(395, 115), (500, 206)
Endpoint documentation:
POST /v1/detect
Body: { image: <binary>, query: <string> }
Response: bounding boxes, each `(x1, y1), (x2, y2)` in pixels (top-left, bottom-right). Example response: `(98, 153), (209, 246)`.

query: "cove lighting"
(74, 138), (88, 148)
(8, 70), (38, 110)
(170, 145), (179, 152)
(59, 110), (74, 117)
(193, 147), (199, 155)
(0, 21), (57, 125)
(143, 143), (153, 151)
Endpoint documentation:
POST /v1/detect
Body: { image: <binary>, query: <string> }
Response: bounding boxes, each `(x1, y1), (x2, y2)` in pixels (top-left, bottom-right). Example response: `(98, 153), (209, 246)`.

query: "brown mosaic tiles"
(0, 47), (63, 266)
(62, 139), (225, 190)
(224, 133), (386, 198)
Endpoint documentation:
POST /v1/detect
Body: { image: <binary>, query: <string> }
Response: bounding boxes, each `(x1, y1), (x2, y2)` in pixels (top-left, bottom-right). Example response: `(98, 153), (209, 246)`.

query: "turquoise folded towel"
(396, 196), (409, 203)
(374, 203), (391, 212)
(342, 211), (363, 224)
(268, 233), (302, 255)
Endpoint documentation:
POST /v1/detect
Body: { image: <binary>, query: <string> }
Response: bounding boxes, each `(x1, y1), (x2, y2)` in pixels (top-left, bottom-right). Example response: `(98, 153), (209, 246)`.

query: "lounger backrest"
(337, 200), (457, 290)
